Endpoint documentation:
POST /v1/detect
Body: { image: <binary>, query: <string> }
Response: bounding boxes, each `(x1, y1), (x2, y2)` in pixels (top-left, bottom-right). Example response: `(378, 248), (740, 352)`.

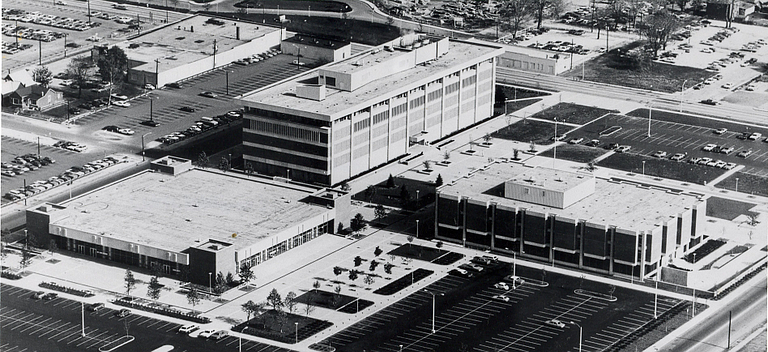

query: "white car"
(494, 282), (510, 290)
(569, 137), (584, 144)
(615, 146), (631, 153)
(117, 128), (135, 135)
(670, 153), (686, 161)
(110, 93), (128, 100)
(492, 295), (510, 302)
(745, 84), (756, 91)
(209, 330), (229, 340)
(55, 0), (67, 4)
(651, 151), (667, 158)
(178, 324), (199, 334)
(702, 144), (718, 152)
(144, 84), (155, 90)
(722, 83), (733, 89)
(197, 329), (216, 338)
(545, 319), (566, 328)
(112, 101), (130, 107)
(713, 128), (727, 134)
(723, 162), (737, 170)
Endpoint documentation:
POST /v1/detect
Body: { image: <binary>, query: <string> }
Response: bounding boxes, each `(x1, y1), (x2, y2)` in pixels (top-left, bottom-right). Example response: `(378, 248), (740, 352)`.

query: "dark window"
(326, 76), (336, 87)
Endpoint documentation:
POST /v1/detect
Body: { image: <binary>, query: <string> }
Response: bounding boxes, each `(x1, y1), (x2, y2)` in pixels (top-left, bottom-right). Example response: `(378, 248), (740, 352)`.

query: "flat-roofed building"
(237, 34), (505, 185)
(26, 156), (344, 285)
(435, 165), (707, 280)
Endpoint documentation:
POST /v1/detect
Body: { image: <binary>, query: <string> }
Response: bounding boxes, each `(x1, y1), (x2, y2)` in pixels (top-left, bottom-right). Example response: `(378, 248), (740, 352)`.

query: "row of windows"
(462, 101), (475, 114)
(463, 88), (476, 100)
(427, 78), (442, 88)
(391, 129), (407, 142)
(428, 102), (442, 113)
(353, 145), (369, 159)
(392, 103), (407, 117)
(354, 118), (370, 132)
(252, 120), (321, 142)
(334, 153), (350, 166)
(334, 140), (350, 152)
(462, 75), (477, 87)
(354, 133), (369, 145)
(373, 137), (388, 151)
(445, 82), (460, 94)
(334, 114), (352, 123)
(445, 95), (458, 107)
(410, 96), (425, 109)
(427, 115), (441, 128)
(373, 110), (389, 125)
(391, 116), (407, 129)
(479, 69), (492, 82)
(334, 126), (350, 140)
(445, 107), (458, 120)
(252, 109), (330, 128)
(373, 124), (388, 137)
(428, 89), (443, 102)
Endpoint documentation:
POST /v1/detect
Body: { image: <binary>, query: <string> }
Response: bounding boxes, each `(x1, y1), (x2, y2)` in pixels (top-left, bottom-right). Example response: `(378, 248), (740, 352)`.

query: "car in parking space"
(713, 160), (727, 168)
(144, 84), (155, 90)
(178, 324), (200, 334)
(670, 153), (687, 161)
(651, 151), (667, 158)
(545, 319), (566, 328)
(706, 159), (719, 167)
(551, 134), (568, 141)
(459, 263), (484, 272)
(568, 137), (584, 144)
(42, 293), (58, 300)
(110, 93), (128, 100)
(719, 146), (735, 154)
(737, 150), (753, 158)
(713, 128), (727, 134)
(494, 282), (510, 290)
(197, 329), (216, 338)
(722, 83), (733, 89)
(702, 144), (718, 151)
(180, 106), (196, 112)
(504, 275), (525, 285)
(585, 139), (600, 147)
(492, 295), (510, 302)
(140, 120), (160, 127)
(210, 330), (229, 340)
(448, 268), (473, 277)
(166, 82), (183, 89)
(700, 99), (720, 105)
(723, 162), (737, 170)
(199, 91), (218, 98)
(697, 157), (713, 165)
(31, 291), (46, 299)
(103, 125), (120, 133)
(745, 84), (756, 91)
(615, 145), (631, 153)
(118, 128), (135, 135)
(88, 303), (105, 311)
(112, 101), (130, 107)
(748, 132), (762, 141)
(688, 157), (702, 164)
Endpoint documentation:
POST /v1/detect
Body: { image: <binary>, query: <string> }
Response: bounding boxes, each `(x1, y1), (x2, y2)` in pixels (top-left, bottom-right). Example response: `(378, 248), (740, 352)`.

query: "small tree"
(333, 285), (342, 305)
(374, 246), (383, 257)
(284, 291), (298, 314)
(407, 235), (415, 249)
(313, 280), (321, 292)
(124, 269), (136, 297)
(374, 204), (387, 220)
(245, 162), (255, 177)
(187, 288), (201, 307)
(513, 149), (520, 160)
(364, 185), (376, 202)
(147, 276), (162, 301)
(196, 151), (210, 168)
(242, 300), (260, 322)
(423, 160), (432, 171)
(384, 262), (393, 274)
(399, 185), (411, 204)
(386, 174), (396, 188)
(529, 141), (536, 152)
(435, 174), (443, 186)
(240, 264), (254, 285)
(66, 56), (94, 97)
(339, 181), (351, 191)
(349, 270), (359, 281)
(225, 272), (236, 286)
(351, 213), (366, 232)
(354, 256), (363, 267)
(443, 150), (451, 162)
(337, 223), (344, 234)
(746, 213), (760, 226)
(333, 266), (344, 276)
(48, 239), (58, 256)
(32, 66), (53, 87)
(304, 302), (315, 316)
(19, 248), (33, 269)
(436, 241), (443, 248)
(483, 133), (493, 145)
(363, 275), (375, 287)
(267, 288), (284, 311)
(369, 260), (379, 272)
(218, 157), (230, 172)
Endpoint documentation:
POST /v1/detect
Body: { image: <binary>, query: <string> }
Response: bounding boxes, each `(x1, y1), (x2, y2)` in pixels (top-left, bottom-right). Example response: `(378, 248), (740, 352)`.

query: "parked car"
(651, 151), (667, 158)
(615, 146), (631, 153)
(721, 83), (733, 89)
(748, 132), (762, 141)
(31, 291), (46, 299)
(585, 139), (600, 147)
(197, 329), (216, 338)
(569, 137), (584, 144)
(719, 146), (735, 154)
(504, 275), (525, 286)
(113, 101), (130, 107)
(492, 295), (510, 302)
(166, 82), (183, 89)
(140, 120), (160, 127)
(494, 282), (510, 290)
(180, 106), (196, 112)
(178, 324), (200, 333)
(545, 319), (566, 328)
(116, 309), (131, 318)
(736, 150), (752, 158)
(210, 330), (229, 340)
(144, 84), (155, 90)
(199, 91), (217, 98)
(700, 99), (720, 105)
(670, 153), (687, 161)
(713, 128), (727, 134)
(88, 303), (105, 311)
(448, 268), (473, 277)
(702, 144), (718, 152)
(723, 162), (737, 170)
(117, 128), (135, 135)
(42, 293), (58, 300)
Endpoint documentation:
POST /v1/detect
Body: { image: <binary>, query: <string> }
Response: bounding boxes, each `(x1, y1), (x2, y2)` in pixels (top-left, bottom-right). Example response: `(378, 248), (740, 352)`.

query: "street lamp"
(141, 132), (152, 161)
(423, 289), (443, 333)
(570, 321), (582, 352)
(239, 326), (247, 352)
(680, 79), (688, 112)
(416, 219), (419, 239)
(735, 177), (739, 192)
(399, 345), (403, 352)
(642, 160), (646, 176)
(295, 322), (298, 344)
(208, 272), (212, 293)
(647, 102), (653, 137)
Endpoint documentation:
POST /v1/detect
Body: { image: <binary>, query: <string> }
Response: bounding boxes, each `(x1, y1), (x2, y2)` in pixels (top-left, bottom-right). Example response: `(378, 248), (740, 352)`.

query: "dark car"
(700, 99), (720, 105)
(140, 120), (160, 127)
(31, 291), (46, 299)
(42, 293), (58, 300)
(103, 125), (120, 132)
(179, 106), (196, 112)
(448, 268), (473, 277)
(199, 91), (217, 98)
(68, 107), (81, 115)
(166, 82), (183, 89)
(116, 309), (131, 318)
(88, 303), (105, 311)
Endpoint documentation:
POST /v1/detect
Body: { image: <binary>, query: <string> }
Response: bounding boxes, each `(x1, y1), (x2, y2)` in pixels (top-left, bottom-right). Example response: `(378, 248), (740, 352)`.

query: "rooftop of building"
(508, 168), (590, 192)
(439, 164), (702, 230)
(238, 38), (504, 119)
(284, 34), (349, 49)
(119, 16), (279, 72)
(49, 168), (329, 252)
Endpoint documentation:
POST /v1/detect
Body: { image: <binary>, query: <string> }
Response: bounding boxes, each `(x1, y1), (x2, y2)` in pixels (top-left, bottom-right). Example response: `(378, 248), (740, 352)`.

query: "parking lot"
(319, 263), (683, 352)
(1, 136), (86, 194)
(0, 284), (297, 352)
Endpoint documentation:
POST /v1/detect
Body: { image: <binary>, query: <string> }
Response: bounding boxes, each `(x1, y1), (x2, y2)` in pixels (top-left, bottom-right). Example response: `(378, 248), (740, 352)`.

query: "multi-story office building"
(435, 165), (707, 280)
(237, 35), (505, 185)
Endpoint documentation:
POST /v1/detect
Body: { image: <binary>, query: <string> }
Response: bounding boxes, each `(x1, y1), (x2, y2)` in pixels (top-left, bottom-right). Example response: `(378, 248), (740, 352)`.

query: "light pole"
(81, 301), (85, 336)
(647, 102), (653, 137)
(239, 326), (246, 352)
(735, 177), (739, 192)
(553, 119), (558, 168)
(680, 79), (688, 112)
(149, 95), (155, 123)
(141, 132), (152, 161)
(399, 345), (403, 352)
(642, 160), (645, 176)
(423, 290), (443, 333)
(226, 70), (230, 95)
(570, 321), (582, 352)
(295, 322), (298, 344)
(416, 219), (419, 239)
(208, 272), (212, 293)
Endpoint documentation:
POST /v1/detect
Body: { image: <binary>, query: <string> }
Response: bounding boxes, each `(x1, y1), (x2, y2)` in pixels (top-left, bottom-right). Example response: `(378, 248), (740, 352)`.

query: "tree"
(374, 204), (387, 220)
(529, 141), (536, 152)
(443, 150), (451, 162)
(638, 11), (680, 59)
(532, 0), (564, 29)
(240, 264), (254, 285)
(436, 241), (443, 248)
(337, 223), (344, 234)
(124, 269), (136, 296)
(499, 0), (534, 40)
(215, 271), (226, 294)
(351, 213), (366, 232)
(369, 260), (379, 272)
(284, 291), (298, 314)
(363, 275), (375, 287)
(333, 266), (344, 276)
(242, 300), (261, 322)
(423, 160), (432, 171)
(374, 246), (383, 257)
(66, 56), (95, 97)
(19, 248), (33, 269)
(340, 181), (351, 191)
(354, 256), (363, 267)
(349, 270), (359, 281)
(304, 302), (315, 316)
(225, 272), (236, 286)
(513, 149), (520, 160)
(196, 151), (210, 168)
(386, 174), (396, 188)
(187, 288), (201, 307)
(483, 132), (493, 145)
(267, 288), (284, 311)
(399, 185), (411, 204)
(333, 284), (342, 305)
(384, 262), (393, 274)
(96, 46), (128, 104)
(364, 185), (377, 202)
(218, 157), (230, 172)
(48, 239), (58, 256)
(32, 66), (53, 87)
(435, 174), (443, 186)
(407, 235), (415, 249)
(245, 162), (255, 177)
(313, 280), (321, 292)
(147, 276), (162, 301)
(746, 213), (760, 226)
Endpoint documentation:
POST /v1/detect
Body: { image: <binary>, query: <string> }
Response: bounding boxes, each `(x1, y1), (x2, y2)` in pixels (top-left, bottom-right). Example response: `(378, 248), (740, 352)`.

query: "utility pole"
(727, 310), (732, 349)
(38, 39), (42, 65)
(64, 34), (68, 57)
(87, 0), (91, 24)
(212, 39), (217, 68)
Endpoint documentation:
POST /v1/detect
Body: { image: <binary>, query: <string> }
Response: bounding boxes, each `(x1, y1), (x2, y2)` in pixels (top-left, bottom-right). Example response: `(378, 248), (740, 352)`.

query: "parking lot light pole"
(654, 280), (658, 319)
(226, 70), (230, 95)
(208, 272), (212, 293)
(295, 322), (298, 343)
(81, 302), (85, 336)
(680, 79), (688, 112)
(399, 345), (403, 352)
(570, 322), (582, 352)
(416, 219), (419, 239)
(642, 160), (645, 176)
(647, 103), (653, 137)
(141, 132), (152, 161)
(735, 177), (739, 192)
(423, 290), (443, 333)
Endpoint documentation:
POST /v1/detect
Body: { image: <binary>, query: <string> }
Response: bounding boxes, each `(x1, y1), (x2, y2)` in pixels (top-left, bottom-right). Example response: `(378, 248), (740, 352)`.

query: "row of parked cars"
(54, 140), (87, 152)
(233, 48), (281, 66)
(4, 157), (121, 201)
(157, 111), (242, 145)
(3, 8), (100, 32)
(1, 154), (56, 177)
(177, 324), (229, 340)
(528, 40), (590, 55)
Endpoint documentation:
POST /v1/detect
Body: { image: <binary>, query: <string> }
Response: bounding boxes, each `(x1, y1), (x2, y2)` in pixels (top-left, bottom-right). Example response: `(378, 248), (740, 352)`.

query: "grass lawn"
(493, 98), (542, 117)
(236, 310), (332, 343)
(564, 42), (713, 93)
(715, 172), (768, 197)
(495, 85), (552, 101)
(492, 119), (574, 146)
(352, 177), (436, 211)
(597, 153), (726, 185)
(529, 102), (618, 125)
(373, 268), (434, 295)
(214, 14), (400, 46)
(295, 289), (373, 313)
(235, 0), (350, 12)
(539, 143), (609, 163)
(706, 197), (758, 221)
(388, 243), (449, 262)
(626, 109), (768, 135)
